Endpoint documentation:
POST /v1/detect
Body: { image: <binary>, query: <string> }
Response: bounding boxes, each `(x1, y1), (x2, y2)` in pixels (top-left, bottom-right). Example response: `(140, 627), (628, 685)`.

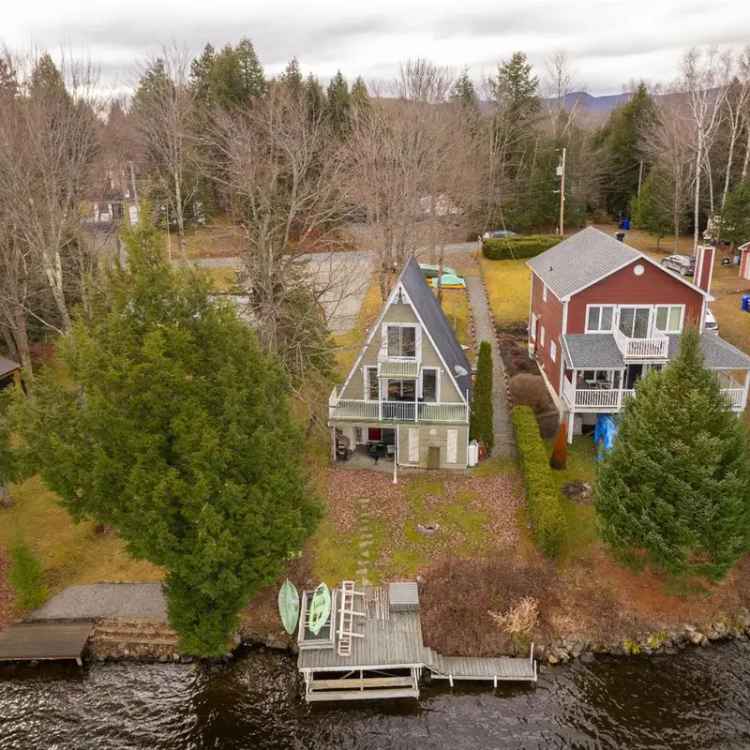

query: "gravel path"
(29, 583), (167, 622)
(465, 275), (516, 458)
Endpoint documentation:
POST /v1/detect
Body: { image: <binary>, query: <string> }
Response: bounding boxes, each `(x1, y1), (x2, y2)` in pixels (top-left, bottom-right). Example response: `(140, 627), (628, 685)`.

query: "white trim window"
(542, 283), (548, 303)
(654, 305), (684, 334)
(585, 305), (615, 333)
(386, 324), (417, 358)
(550, 340), (557, 363)
(529, 313), (538, 341)
(540, 325), (546, 348)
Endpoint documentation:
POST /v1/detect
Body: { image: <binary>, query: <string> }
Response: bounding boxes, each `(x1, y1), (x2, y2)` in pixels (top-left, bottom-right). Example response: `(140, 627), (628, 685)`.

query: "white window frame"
(585, 304), (616, 334)
(529, 313), (538, 341)
(653, 304), (685, 335)
(421, 367), (440, 402)
(365, 366), (379, 401)
(550, 340), (557, 363)
(542, 283), (548, 303)
(616, 305), (653, 339)
(384, 323), (419, 360)
(540, 325), (546, 348)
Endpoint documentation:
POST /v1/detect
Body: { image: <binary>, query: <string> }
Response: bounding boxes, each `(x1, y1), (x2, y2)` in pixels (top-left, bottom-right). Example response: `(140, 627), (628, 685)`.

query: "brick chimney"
(694, 245), (715, 294)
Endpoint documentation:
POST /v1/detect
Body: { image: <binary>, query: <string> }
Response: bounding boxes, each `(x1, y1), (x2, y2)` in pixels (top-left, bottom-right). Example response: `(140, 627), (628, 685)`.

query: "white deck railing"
(613, 328), (669, 359)
(329, 389), (468, 424)
(722, 388), (746, 411)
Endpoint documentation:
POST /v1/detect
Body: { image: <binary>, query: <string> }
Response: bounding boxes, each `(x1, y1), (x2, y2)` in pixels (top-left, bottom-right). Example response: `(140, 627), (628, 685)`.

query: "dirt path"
(465, 275), (516, 458)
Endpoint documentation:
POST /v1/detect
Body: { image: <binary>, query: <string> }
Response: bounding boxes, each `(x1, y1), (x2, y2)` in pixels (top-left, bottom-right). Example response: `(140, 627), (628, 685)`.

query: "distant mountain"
(546, 91), (633, 114)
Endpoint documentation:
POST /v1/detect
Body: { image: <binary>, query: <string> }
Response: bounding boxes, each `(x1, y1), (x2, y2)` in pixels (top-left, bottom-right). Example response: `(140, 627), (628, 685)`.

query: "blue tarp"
(594, 415), (618, 460)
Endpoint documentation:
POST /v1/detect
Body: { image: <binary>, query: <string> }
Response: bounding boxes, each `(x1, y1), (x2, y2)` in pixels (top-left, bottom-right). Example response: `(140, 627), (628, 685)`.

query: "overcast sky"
(3, 0), (749, 96)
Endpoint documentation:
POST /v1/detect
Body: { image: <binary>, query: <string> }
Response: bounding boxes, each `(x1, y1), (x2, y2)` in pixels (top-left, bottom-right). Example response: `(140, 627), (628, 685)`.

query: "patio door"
(618, 307), (651, 338)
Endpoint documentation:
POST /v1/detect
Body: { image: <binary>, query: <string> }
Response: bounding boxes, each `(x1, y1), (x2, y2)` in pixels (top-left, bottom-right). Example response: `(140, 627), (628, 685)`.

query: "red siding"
(567, 260), (704, 334)
(530, 272), (564, 395)
(740, 248), (750, 281)
(695, 246), (715, 293)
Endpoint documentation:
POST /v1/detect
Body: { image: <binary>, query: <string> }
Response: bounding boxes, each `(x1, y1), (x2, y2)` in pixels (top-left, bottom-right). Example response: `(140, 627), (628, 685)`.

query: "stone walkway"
(465, 275), (516, 458)
(355, 497), (374, 586)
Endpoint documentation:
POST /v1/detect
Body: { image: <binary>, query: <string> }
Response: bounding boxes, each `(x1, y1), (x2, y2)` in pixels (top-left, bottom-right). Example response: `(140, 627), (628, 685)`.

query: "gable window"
(586, 305), (615, 333)
(654, 305), (683, 334)
(367, 367), (379, 400)
(387, 325), (417, 358)
(550, 340), (557, 363)
(422, 368), (437, 402)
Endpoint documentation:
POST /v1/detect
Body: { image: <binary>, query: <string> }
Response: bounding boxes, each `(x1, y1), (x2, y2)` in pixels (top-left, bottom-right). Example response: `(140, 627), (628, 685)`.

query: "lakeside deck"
(297, 581), (536, 702)
(0, 622), (93, 666)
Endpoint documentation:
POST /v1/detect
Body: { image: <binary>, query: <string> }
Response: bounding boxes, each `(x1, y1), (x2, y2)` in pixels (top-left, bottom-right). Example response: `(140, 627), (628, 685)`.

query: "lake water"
(2, 643), (750, 749)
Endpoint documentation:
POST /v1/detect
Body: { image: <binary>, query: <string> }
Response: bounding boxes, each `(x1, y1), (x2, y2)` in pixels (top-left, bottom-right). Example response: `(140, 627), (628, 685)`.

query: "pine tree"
(0, 55), (18, 100)
(595, 328), (750, 580)
(280, 57), (304, 100)
(190, 44), (215, 108)
(630, 168), (674, 248)
(470, 341), (494, 455)
(721, 180), (750, 247)
(235, 38), (266, 99)
(304, 74), (326, 122)
(326, 70), (351, 137)
(6, 211), (320, 655)
(450, 68), (478, 110)
(30, 53), (67, 100)
(350, 76), (370, 116)
(490, 52), (539, 121)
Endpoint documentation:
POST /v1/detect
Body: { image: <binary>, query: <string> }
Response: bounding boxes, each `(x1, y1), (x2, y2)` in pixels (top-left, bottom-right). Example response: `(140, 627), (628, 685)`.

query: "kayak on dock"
(307, 583), (331, 636)
(277, 579), (300, 635)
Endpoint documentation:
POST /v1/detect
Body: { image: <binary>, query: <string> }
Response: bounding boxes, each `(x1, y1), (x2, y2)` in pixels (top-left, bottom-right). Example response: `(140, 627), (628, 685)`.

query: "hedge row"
(511, 406), (566, 557)
(482, 235), (559, 260)
(469, 341), (494, 454)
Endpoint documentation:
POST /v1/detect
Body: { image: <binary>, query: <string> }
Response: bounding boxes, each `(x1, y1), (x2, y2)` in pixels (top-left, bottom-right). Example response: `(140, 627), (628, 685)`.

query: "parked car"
(430, 273), (465, 289)
(660, 254), (695, 277)
(482, 229), (518, 240)
(704, 307), (719, 335)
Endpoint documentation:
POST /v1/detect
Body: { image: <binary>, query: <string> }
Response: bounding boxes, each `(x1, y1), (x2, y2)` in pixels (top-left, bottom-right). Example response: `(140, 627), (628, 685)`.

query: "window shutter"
(408, 428), (419, 463)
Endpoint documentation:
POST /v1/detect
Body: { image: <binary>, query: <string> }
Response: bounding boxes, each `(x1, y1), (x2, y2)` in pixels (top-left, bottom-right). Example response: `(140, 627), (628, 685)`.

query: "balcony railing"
(613, 328), (669, 359)
(329, 389), (468, 423)
(562, 377), (746, 413)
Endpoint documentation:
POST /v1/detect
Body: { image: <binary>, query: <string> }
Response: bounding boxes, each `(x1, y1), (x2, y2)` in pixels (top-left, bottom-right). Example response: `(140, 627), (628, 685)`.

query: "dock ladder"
(336, 580), (366, 657)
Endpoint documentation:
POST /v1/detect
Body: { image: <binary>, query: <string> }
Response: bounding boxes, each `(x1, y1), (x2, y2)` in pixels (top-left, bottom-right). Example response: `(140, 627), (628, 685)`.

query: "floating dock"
(297, 581), (536, 702)
(0, 621), (93, 666)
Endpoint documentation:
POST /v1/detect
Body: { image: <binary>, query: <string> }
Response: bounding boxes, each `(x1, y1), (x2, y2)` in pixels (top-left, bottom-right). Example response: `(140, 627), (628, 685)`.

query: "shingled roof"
(527, 226), (708, 300)
(0, 356), (20, 378)
(400, 257), (472, 398)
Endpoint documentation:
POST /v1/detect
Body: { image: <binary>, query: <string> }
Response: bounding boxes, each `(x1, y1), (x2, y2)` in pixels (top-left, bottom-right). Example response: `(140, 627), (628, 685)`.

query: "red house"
(526, 227), (750, 441)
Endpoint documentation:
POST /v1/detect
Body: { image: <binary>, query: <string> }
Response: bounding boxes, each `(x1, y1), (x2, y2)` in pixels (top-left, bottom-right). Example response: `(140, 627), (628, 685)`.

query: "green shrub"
(482, 235), (559, 260)
(511, 406), (566, 557)
(9, 542), (48, 610)
(470, 341), (494, 454)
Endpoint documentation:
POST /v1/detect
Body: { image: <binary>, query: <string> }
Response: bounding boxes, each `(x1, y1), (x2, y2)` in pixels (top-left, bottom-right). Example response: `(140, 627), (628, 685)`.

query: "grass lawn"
(200, 267), (239, 293)
(0, 477), (163, 606)
(479, 256), (530, 325)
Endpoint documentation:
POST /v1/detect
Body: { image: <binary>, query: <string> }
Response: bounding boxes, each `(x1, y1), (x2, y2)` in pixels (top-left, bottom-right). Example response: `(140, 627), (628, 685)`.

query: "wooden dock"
(0, 622), (93, 666)
(297, 581), (536, 702)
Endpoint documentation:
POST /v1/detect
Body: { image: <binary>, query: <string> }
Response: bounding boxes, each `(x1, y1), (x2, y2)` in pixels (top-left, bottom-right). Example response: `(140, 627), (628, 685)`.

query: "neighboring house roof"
(400, 256), (472, 397)
(527, 226), (710, 301)
(0, 356), (20, 378)
(562, 333), (750, 370)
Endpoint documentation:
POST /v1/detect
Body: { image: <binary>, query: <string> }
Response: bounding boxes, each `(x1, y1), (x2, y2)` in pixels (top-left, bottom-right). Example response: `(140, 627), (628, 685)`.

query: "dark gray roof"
(668, 334), (750, 369)
(400, 256), (472, 398)
(562, 333), (750, 370)
(527, 226), (708, 301)
(562, 335), (624, 369)
(0, 356), (20, 378)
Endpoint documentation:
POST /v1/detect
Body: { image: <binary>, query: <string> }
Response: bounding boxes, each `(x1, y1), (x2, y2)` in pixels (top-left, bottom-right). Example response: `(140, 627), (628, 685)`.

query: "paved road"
(465, 275), (516, 458)
(30, 583), (167, 622)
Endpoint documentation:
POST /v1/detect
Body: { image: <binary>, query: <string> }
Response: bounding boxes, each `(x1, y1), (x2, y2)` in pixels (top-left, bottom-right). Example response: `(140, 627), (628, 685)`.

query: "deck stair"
(422, 644), (537, 687)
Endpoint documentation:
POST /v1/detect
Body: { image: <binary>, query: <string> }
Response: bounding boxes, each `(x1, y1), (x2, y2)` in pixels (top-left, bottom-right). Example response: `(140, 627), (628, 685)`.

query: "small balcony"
(328, 388), (468, 424)
(613, 328), (669, 359)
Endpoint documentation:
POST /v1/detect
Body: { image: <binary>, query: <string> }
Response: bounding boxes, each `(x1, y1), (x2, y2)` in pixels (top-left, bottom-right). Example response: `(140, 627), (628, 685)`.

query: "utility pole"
(557, 147), (566, 237)
(637, 159), (644, 197)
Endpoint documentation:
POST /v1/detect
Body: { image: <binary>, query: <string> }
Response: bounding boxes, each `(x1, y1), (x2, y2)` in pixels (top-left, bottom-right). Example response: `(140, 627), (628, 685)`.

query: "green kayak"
(277, 579), (300, 636)
(307, 582), (332, 636)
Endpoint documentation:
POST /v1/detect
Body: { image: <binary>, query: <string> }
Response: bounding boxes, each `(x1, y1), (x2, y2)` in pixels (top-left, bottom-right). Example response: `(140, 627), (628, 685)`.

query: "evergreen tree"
(720, 180), (750, 247)
(630, 168), (674, 248)
(350, 76), (370, 115)
(469, 341), (494, 454)
(235, 37), (266, 99)
(0, 55), (18, 100)
(490, 52), (539, 121)
(595, 328), (750, 580)
(190, 43), (216, 108)
(280, 57), (304, 100)
(450, 68), (478, 110)
(209, 44), (246, 109)
(326, 70), (351, 137)
(596, 82), (657, 218)
(6, 212), (319, 655)
(304, 74), (326, 122)
(30, 53), (67, 100)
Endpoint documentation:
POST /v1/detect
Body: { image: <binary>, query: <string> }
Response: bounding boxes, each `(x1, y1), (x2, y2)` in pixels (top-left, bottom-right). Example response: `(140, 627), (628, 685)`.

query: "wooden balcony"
(613, 328), (669, 359)
(329, 389), (468, 424)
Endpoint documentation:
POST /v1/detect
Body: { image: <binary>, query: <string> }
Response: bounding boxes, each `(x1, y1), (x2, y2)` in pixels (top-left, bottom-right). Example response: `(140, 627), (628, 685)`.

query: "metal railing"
(328, 389), (468, 423)
(613, 328), (669, 359)
(721, 388), (746, 411)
